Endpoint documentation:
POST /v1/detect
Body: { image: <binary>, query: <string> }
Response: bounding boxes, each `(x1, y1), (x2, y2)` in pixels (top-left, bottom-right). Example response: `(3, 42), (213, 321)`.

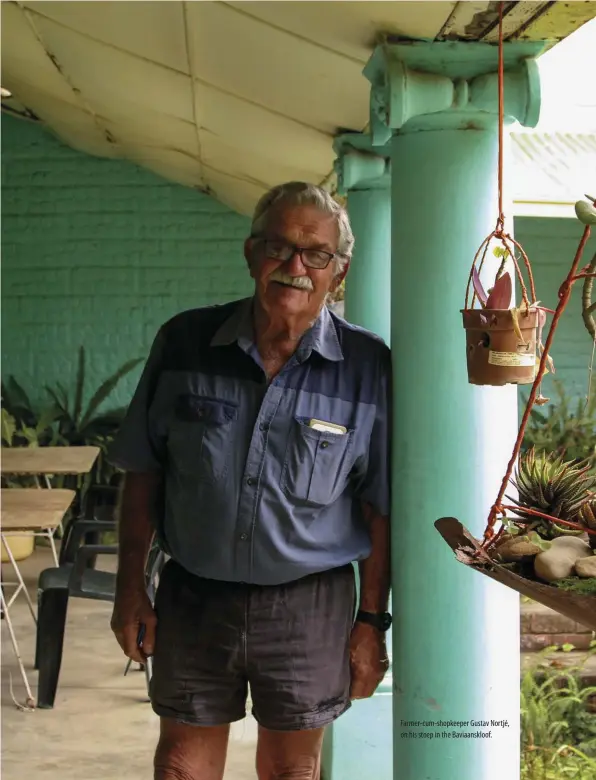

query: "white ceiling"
(2, 1), (595, 216)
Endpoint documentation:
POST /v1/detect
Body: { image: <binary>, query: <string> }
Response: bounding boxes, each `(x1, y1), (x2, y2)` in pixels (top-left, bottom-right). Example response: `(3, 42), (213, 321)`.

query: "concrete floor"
(1, 547), (258, 779)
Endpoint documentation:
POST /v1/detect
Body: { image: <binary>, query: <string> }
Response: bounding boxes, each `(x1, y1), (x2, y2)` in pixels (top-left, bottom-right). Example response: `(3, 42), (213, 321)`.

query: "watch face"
(380, 613), (392, 631)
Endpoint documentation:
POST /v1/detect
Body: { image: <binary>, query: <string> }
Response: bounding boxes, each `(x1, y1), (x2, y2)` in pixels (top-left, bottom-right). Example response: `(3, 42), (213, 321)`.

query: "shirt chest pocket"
(167, 395), (238, 483)
(281, 417), (355, 507)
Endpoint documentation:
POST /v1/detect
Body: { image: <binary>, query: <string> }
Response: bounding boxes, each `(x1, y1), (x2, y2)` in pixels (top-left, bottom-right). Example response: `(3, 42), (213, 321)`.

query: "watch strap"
(355, 610), (392, 632)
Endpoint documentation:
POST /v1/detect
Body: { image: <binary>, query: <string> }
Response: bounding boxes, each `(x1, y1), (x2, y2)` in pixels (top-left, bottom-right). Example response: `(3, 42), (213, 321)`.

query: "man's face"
(245, 204), (345, 321)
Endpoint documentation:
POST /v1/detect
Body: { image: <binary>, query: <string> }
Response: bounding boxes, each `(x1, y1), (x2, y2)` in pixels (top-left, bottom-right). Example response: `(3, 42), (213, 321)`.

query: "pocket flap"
(175, 395), (238, 425)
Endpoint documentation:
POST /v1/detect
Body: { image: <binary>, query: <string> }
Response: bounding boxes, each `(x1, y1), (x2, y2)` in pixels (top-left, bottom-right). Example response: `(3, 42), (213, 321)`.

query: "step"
(520, 600), (594, 651)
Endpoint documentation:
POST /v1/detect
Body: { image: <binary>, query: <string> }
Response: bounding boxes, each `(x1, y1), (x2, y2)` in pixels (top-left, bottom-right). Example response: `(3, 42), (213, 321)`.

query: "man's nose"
(284, 250), (308, 276)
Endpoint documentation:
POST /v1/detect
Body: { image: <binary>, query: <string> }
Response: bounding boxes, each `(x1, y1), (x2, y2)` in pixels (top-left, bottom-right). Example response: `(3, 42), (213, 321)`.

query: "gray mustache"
(268, 270), (313, 291)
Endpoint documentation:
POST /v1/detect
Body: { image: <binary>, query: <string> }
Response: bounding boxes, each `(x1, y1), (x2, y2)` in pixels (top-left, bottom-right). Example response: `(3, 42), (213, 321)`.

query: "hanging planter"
(459, 3), (553, 389)
(462, 265), (548, 387)
(436, 517), (596, 631)
(437, 195), (596, 630)
(435, 5), (596, 630)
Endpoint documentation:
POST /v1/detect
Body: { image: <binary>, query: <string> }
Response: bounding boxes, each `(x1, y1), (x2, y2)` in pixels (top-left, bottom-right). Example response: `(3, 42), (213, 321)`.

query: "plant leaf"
(1, 408), (17, 445)
(80, 357), (144, 429)
(73, 346), (86, 428)
(472, 268), (488, 307)
(485, 272), (512, 309)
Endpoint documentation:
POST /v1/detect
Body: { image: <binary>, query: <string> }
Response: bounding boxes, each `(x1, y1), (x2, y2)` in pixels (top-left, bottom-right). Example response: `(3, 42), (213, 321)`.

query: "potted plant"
(437, 197), (596, 630)
(462, 245), (550, 387)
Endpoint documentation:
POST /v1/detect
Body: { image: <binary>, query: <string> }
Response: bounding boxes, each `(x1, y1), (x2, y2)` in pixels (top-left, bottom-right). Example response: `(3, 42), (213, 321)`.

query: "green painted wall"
(1, 115), (593, 412)
(1, 114), (252, 409)
(514, 216), (596, 404)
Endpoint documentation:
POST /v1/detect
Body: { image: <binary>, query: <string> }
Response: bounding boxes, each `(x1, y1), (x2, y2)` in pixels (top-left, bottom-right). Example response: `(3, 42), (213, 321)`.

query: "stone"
(496, 536), (542, 562)
(534, 536), (592, 583)
(574, 555), (596, 578)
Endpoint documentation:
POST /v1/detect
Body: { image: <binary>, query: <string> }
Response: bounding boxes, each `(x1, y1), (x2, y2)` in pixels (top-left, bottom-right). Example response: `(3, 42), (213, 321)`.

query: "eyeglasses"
(253, 237), (336, 270)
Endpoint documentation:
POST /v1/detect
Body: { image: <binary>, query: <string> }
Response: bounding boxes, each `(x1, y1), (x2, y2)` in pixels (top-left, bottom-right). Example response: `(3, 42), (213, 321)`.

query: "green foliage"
(522, 381), (596, 468)
(44, 346), (144, 488)
(2, 348), (143, 493)
(1, 377), (60, 447)
(521, 650), (596, 779)
(508, 448), (595, 538)
(555, 578), (596, 596)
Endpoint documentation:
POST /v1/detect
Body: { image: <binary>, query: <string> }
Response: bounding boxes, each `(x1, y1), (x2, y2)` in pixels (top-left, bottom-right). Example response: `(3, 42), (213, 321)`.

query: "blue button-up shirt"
(109, 297), (391, 585)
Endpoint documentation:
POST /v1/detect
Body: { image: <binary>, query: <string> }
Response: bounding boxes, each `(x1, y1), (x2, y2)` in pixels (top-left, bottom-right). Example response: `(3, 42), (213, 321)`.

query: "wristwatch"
(355, 610), (392, 632)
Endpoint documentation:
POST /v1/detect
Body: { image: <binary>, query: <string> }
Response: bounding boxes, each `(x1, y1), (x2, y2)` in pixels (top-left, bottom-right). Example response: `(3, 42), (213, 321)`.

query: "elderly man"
(109, 181), (392, 780)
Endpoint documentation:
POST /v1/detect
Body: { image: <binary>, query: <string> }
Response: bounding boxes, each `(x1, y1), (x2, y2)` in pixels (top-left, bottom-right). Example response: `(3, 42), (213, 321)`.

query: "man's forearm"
(358, 502), (391, 613)
(116, 471), (160, 593)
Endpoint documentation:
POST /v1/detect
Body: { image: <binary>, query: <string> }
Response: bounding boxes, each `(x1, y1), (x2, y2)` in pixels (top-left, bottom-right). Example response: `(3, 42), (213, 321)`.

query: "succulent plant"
(507, 448), (596, 539)
(578, 499), (596, 549)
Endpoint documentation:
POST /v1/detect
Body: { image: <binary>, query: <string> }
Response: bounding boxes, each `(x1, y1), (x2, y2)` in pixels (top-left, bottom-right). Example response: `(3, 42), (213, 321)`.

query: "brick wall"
(1, 114), (252, 408)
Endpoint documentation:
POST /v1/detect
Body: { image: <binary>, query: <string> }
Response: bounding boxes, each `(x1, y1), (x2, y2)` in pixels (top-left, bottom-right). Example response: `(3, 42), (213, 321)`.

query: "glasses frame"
(251, 235), (337, 270)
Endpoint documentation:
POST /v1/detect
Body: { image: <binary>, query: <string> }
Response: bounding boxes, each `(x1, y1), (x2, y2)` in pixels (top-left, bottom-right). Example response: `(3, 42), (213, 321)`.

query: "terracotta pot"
(436, 518), (596, 631)
(461, 308), (543, 386)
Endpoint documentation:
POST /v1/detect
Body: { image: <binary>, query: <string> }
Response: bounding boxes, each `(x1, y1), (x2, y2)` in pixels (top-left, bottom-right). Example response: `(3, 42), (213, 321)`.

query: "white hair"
(250, 181), (354, 274)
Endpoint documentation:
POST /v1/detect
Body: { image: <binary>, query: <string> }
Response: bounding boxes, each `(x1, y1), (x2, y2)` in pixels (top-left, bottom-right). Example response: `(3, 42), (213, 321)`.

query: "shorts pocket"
(167, 395), (238, 483)
(281, 417), (354, 507)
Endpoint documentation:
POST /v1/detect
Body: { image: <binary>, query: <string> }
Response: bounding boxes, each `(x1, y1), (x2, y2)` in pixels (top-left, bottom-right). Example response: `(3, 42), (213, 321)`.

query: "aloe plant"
(44, 347), (144, 486)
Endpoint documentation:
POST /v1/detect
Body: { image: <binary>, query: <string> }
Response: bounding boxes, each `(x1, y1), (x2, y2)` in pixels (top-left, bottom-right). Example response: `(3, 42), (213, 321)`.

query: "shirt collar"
(210, 297), (344, 362)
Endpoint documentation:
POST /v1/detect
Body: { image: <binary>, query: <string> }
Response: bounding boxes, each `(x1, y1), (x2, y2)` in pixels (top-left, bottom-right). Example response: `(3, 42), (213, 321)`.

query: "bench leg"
(36, 588), (69, 709)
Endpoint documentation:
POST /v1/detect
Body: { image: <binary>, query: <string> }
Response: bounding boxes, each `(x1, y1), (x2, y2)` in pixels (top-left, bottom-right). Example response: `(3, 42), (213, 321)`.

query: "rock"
(534, 536), (592, 583)
(496, 536), (542, 562)
(574, 555), (596, 578)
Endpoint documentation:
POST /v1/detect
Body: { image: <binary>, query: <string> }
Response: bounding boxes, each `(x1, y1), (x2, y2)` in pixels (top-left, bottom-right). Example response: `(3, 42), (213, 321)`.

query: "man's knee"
(154, 720), (229, 780)
(256, 754), (319, 780)
(154, 739), (197, 780)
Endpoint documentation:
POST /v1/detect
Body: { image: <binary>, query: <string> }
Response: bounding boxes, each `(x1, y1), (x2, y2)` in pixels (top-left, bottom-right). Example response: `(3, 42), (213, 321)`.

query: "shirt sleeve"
(352, 345), (392, 516)
(107, 328), (166, 473)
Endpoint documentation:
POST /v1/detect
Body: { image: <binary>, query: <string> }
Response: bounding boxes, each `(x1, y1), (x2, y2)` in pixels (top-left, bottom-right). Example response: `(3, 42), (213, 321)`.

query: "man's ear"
(329, 259), (350, 293)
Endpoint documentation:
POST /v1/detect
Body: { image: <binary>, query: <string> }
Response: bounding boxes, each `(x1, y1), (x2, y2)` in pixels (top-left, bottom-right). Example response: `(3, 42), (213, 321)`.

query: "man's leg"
(255, 726), (324, 780)
(154, 720), (230, 780)
(249, 565), (356, 780)
(150, 563), (249, 779)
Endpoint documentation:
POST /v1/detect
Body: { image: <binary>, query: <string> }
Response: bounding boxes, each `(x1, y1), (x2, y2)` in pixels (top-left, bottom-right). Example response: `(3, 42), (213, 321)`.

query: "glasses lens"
(301, 250), (333, 269)
(264, 240), (292, 261)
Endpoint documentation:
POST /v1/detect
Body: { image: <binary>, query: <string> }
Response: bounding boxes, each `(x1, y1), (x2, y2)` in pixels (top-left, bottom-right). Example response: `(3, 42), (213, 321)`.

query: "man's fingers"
(121, 623), (145, 664)
(141, 612), (157, 657)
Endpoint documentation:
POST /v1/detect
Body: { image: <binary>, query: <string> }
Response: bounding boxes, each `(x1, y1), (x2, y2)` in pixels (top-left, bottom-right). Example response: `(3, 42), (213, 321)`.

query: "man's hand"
(111, 587), (157, 664)
(349, 621), (390, 700)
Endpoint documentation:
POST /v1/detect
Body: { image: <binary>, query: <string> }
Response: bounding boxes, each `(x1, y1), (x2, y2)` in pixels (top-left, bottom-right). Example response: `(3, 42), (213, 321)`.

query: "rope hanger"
(472, 2), (596, 549)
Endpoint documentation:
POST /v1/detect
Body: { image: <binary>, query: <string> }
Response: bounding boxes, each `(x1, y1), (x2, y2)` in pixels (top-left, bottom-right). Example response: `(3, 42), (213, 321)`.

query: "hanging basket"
(435, 518), (596, 631)
(462, 306), (546, 386)
(461, 233), (547, 388)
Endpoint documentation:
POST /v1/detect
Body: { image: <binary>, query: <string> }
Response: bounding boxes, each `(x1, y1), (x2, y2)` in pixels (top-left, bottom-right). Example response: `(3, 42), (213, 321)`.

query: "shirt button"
(320, 441), (329, 449)
(247, 477), (255, 486)
(260, 423), (268, 432)
(240, 533), (248, 541)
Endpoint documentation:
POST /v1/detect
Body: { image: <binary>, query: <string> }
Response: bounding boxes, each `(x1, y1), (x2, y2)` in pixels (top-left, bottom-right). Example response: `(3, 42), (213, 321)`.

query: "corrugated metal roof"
(511, 131), (596, 216)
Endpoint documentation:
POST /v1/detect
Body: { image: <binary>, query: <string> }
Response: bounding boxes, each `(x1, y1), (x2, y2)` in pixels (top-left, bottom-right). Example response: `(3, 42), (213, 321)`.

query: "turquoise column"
(363, 41), (543, 780)
(321, 138), (392, 780)
(333, 137), (391, 344)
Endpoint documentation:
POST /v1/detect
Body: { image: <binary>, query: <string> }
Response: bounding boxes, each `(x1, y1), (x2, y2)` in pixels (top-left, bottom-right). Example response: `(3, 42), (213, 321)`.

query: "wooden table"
(1, 446), (100, 475)
(1, 488), (76, 709)
(2, 488), (77, 530)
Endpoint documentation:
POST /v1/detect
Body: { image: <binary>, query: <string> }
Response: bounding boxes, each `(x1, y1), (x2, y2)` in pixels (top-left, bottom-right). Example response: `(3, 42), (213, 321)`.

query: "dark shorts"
(150, 559), (356, 731)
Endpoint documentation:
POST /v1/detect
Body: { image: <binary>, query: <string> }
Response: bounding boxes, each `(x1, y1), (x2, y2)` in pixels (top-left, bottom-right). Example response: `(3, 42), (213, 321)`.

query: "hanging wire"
(477, 4), (596, 547)
(464, 2), (537, 314)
